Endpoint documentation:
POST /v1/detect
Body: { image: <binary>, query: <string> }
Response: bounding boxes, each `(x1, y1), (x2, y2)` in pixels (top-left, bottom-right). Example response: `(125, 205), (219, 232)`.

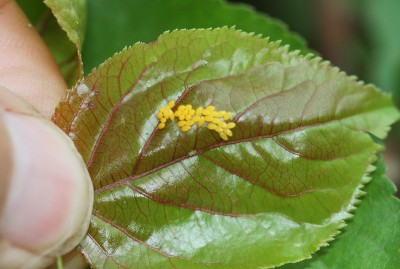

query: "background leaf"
(348, 0), (400, 95)
(44, 0), (86, 82)
(43, 0), (86, 49)
(53, 28), (399, 268)
(82, 0), (309, 74)
(17, 0), (86, 86)
(280, 157), (400, 269)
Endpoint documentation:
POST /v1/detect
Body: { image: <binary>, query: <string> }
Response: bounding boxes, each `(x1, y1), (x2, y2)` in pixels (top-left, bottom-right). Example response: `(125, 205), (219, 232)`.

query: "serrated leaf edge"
(68, 27), (399, 268)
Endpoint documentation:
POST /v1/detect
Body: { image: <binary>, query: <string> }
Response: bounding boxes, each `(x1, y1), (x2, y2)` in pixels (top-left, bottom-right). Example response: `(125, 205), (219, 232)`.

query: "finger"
(0, 108), (93, 269)
(0, 0), (67, 118)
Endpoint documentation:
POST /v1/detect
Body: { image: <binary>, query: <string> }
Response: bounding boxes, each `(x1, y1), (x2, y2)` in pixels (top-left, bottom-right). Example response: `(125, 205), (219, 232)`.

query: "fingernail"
(0, 111), (93, 255)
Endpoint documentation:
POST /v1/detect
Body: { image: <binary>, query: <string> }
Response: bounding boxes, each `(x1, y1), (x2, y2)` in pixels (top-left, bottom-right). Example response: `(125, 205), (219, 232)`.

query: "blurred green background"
(229, 0), (400, 193)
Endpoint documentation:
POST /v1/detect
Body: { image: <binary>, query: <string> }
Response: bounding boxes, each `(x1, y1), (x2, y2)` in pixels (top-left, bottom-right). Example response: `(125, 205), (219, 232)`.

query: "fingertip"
(0, 111), (93, 268)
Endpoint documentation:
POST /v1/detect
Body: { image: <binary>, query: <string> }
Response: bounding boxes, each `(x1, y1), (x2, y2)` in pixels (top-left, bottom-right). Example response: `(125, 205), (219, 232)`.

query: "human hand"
(0, 1), (93, 268)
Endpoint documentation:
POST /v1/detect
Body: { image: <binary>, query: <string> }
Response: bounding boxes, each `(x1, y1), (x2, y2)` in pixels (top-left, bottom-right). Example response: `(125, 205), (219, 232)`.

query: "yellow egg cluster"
(157, 101), (236, 141)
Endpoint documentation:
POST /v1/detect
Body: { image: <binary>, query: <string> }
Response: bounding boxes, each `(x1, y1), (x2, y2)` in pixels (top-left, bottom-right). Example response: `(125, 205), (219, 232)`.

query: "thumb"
(0, 104), (93, 269)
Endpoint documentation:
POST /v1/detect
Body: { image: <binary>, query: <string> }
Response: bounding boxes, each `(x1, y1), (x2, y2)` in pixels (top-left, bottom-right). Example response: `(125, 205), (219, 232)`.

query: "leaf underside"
(53, 28), (399, 268)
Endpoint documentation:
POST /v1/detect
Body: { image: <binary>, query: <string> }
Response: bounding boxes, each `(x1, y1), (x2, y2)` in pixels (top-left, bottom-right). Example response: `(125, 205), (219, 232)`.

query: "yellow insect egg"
(219, 122), (228, 128)
(186, 120), (195, 126)
(181, 125), (191, 132)
(202, 109), (211, 116)
(227, 122), (236, 129)
(207, 123), (217, 130)
(168, 100), (175, 108)
(219, 132), (228, 141)
(215, 127), (224, 133)
(177, 121), (186, 127)
(198, 117), (205, 127)
(224, 112), (232, 121)
(215, 111), (225, 118)
(204, 116), (214, 122)
(196, 107), (203, 116)
(212, 118), (222, 125)
(169, 111), (175, 120)
(206, 105), (215, 112)
(160, 118), (167, 123)
(224, 129), (233, 137)
(158, 122), (166, 129)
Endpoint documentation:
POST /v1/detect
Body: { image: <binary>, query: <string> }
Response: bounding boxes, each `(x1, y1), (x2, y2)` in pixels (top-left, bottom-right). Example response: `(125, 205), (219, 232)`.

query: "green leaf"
(280, 157), (400, 268)
(53, 28), (399, 268)
(44, 0), (86, 82)
(44, 0), (86, 50)
(17, 0), (85, 86)
(82, 0), (308, 73)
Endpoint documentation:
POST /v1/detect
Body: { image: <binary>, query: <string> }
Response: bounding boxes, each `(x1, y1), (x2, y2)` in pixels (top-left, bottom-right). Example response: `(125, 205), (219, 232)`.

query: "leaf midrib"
(94, 117), (344, 195)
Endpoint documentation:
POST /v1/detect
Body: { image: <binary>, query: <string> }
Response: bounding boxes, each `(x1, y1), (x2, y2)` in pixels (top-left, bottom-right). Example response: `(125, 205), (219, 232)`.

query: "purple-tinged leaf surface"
(53, 28), (399, 268)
